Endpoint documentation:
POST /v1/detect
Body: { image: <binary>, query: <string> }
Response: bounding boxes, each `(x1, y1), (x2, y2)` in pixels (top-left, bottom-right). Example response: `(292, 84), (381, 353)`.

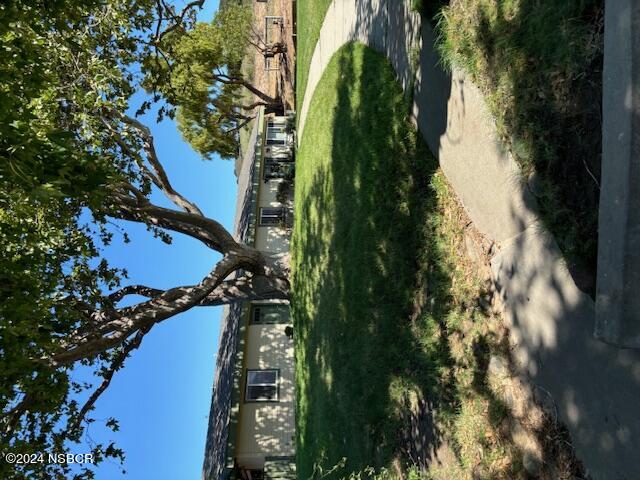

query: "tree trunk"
(218, 75), (281, 106)
(262, 42), (287, 58)
(238, 100), (284, 116)
(264, 102), (284, 115)
(46, 183), (293, 367)
(214, 74), (285, 116)
(51, 249), (290, 366)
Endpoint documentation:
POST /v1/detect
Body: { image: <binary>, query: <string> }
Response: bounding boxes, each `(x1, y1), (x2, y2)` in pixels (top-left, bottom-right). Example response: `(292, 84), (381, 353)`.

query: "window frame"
(259, 207), (283, 226)
(266, 121), (287, 146)
(244, 369), (280, 403)
(266, 137), (287, 146)
(251, 304), (291, 324)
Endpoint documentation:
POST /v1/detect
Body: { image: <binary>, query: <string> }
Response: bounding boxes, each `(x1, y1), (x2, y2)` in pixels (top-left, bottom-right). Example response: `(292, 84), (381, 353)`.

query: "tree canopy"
(0, 1), (289, 478)
(144, 2), (283, 159)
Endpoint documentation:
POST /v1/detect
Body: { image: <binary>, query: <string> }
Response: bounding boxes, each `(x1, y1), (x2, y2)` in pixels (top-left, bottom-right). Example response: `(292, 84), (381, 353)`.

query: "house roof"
(201, 303), (243, 480)
(233, 113), (262, 246)
(202, 109), (263, 480)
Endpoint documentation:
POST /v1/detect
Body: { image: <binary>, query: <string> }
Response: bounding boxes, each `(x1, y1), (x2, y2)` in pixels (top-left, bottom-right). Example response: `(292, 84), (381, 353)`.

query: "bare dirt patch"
(249, 0), (295, 109)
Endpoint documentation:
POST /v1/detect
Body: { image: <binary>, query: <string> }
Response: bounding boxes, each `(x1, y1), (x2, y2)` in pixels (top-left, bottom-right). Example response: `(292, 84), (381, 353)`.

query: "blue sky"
(69, 2), (233, 478)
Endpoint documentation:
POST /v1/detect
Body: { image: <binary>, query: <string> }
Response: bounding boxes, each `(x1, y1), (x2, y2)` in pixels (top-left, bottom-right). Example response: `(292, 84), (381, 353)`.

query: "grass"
(435, 0), (604, 291)
(294, 0), (603, 288)
(292, 41), (438, 477)
(295, 0), (446, 107)
(295, 0), (332, 108)
(290, 42), (583, 480)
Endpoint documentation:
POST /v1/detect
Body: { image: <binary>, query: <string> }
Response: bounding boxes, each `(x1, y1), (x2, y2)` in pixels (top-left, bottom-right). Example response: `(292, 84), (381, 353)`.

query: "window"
(251, 304), (291, 324)
(267, 122), (285, 133)
(263, 158), (294, 180)
(245, 370), (279, 402)
(259, 207), (283, 226)
(266, 121), (287, 146)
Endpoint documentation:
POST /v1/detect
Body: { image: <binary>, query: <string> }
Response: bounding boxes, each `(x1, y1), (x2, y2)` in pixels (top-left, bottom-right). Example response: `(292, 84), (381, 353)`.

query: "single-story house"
(202, 107), (297, 480)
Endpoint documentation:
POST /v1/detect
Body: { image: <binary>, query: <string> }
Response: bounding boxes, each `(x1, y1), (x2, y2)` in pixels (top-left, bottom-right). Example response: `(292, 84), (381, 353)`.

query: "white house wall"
(235, 323), (296, 469)
(254, 178), (291, 253)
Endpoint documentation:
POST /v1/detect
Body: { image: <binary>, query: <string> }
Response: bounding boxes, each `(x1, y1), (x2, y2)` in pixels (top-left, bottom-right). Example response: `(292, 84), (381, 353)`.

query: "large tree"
(0, 1), (289, 478)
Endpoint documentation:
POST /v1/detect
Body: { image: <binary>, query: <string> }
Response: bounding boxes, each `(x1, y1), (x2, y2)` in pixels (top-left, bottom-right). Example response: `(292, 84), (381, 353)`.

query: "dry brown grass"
(428, 171), (586, 479)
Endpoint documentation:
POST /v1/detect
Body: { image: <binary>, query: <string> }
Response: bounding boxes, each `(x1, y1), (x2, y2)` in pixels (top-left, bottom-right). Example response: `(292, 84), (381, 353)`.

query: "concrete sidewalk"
(296, 1), (640, 478)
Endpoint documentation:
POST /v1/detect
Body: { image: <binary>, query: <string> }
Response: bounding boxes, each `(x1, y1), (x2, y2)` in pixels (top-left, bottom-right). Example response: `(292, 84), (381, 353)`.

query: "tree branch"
(51, 254), (248, 365)
(223, 116), (253, 136)
(2, 394), (34, 439)
(213, 73), (282, 107)
(154, 0), (205, 44)
(113, 112), (204, 216)
(111, 188), (239, 253)
(105, 273), (289, 310)
(108, 285), (164, 303)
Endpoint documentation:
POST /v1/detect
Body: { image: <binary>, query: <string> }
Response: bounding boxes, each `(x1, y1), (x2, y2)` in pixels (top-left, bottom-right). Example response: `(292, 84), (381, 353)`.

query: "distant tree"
(0, 1), (289, 478)
(145, 3), (286, 159)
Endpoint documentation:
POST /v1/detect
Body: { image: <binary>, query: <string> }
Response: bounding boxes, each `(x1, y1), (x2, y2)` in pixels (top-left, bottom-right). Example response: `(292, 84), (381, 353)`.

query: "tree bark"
(52, 255), (290, 366)
(262, 42), (287, 58)
(106, 274), (290, 309)
(215, 73), (283, 111)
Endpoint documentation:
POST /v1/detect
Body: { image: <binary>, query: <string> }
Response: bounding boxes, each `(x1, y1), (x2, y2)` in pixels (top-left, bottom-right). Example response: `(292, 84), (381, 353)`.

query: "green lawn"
(436, 0), (604, 288)
(292, 42), (540, 480)
(292, 41), (436, 477)
(295, 0), (332, 108)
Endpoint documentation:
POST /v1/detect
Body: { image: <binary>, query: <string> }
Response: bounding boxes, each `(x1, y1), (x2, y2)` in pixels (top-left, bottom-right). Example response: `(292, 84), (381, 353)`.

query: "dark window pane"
(250, 305), (290, 324)
(247, 385), (277, 401)
(248, 370), (277, 385)
(259, 208), (283, 226)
